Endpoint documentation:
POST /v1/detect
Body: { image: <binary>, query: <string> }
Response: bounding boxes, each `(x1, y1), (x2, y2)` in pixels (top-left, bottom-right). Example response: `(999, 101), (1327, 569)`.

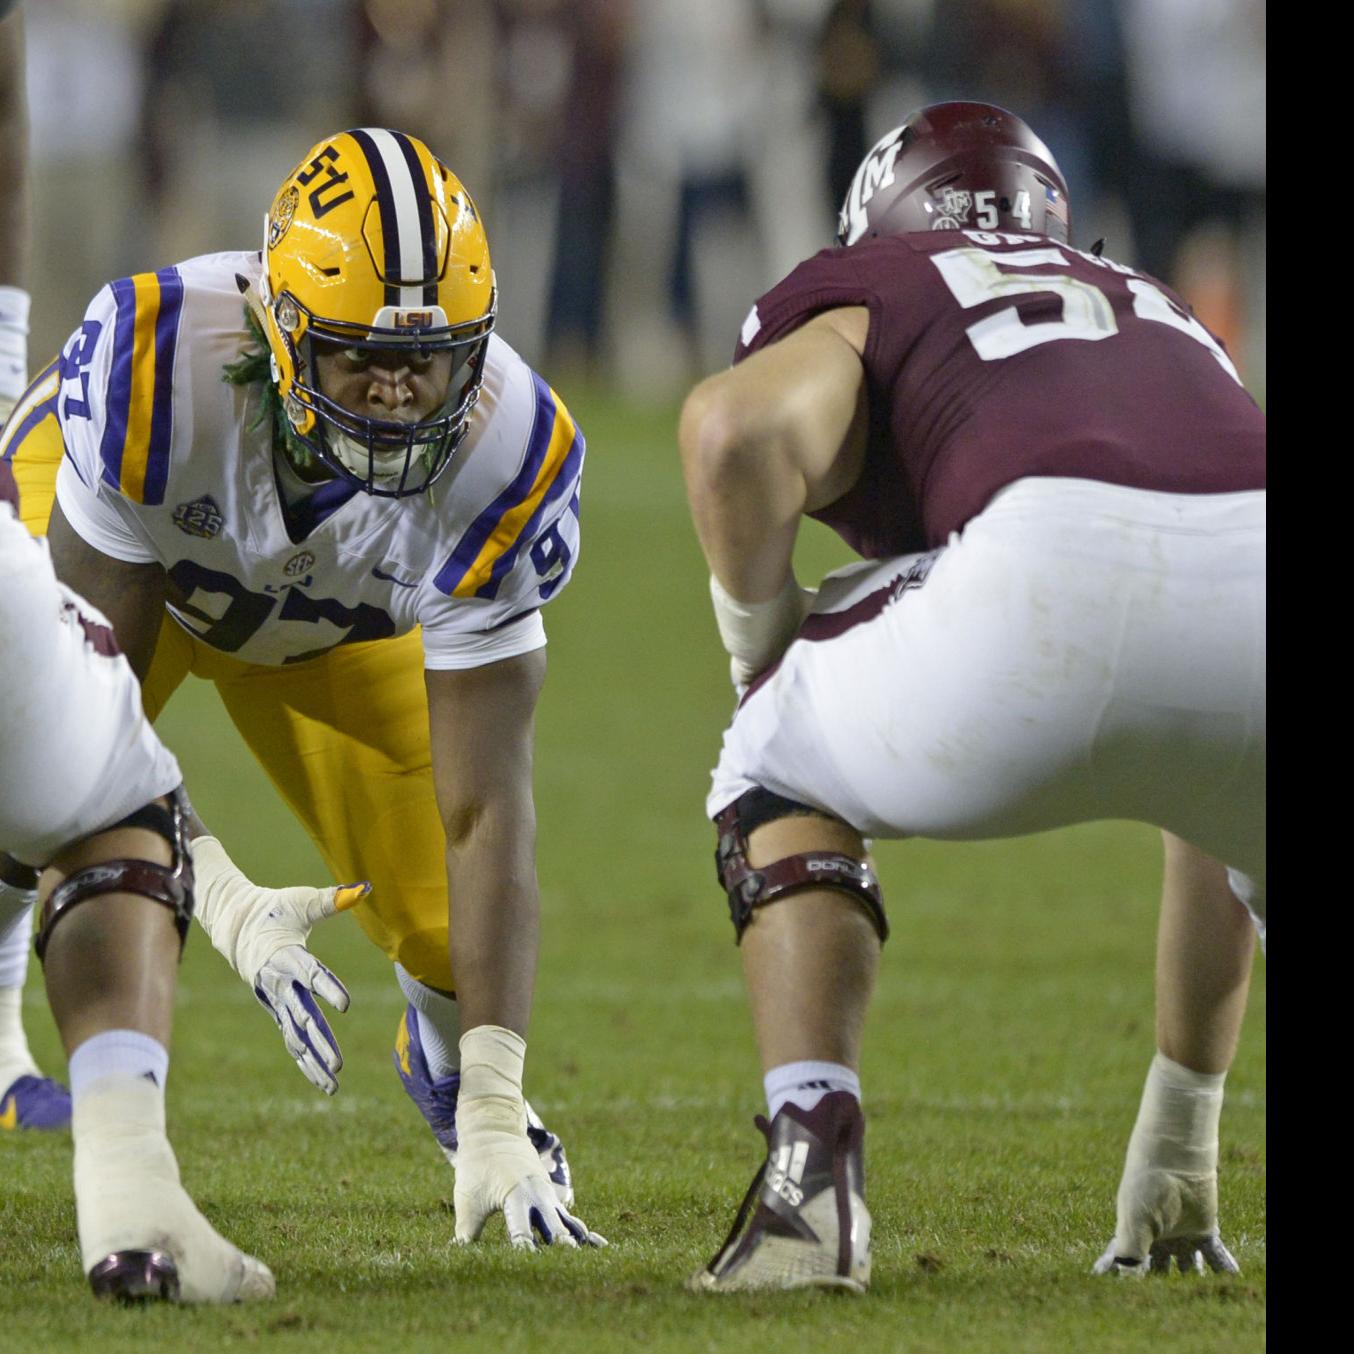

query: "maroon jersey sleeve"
(0, 457), (17, 513)
(734, 232), (1265, 556)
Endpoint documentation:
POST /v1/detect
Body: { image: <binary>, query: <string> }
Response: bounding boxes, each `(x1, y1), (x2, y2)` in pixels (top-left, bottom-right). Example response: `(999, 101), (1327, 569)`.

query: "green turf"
(1, 392), (1265, 1350)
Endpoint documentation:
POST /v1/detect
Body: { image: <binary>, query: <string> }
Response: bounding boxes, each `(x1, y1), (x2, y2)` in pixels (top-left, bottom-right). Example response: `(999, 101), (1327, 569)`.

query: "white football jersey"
(25, 250), (583, 669)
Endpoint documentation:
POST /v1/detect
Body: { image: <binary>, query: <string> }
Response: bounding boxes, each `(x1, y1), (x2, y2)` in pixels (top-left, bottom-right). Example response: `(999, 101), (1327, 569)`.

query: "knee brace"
(35, 788), (196, 962)
(713, 788), (888, 944)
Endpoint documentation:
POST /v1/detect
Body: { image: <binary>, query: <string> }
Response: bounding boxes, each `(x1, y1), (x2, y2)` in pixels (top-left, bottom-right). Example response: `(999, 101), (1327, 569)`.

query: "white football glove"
(1092, 1054), (1240, 1277)
(453, 1026), (606, 1250)
(190, 834), (367, 1096)
(709, 573), (816, 688)
(1091, 1162), (1240, 1276)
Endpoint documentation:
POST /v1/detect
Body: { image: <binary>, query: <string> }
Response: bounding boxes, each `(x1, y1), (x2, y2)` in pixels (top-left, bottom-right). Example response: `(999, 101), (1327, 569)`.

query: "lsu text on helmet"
(261, 128), (496, 497)
(836, 101), (1070, 249)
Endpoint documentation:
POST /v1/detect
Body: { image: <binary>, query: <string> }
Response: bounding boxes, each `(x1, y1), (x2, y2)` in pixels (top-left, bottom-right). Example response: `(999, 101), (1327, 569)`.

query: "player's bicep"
(681, 306), (869, 513)
(46, 500), (168, 680)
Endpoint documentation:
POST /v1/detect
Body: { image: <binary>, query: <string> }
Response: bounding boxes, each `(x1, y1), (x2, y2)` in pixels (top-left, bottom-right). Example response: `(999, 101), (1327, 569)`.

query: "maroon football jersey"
(0, 457), (16, 513)
(734, 231), (1266, 556)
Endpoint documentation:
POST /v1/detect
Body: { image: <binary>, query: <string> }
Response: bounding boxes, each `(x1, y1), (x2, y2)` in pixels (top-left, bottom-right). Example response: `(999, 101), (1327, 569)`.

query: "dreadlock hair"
(220, 306), (323, 474)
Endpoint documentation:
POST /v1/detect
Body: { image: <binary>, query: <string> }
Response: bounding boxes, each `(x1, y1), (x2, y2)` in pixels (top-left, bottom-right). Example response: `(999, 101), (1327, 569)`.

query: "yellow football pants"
(12, 429), (455, 990)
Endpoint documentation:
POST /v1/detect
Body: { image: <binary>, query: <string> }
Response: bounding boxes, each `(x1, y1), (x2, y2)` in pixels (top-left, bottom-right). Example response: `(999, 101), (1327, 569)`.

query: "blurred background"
(22, 0), (1265, 404)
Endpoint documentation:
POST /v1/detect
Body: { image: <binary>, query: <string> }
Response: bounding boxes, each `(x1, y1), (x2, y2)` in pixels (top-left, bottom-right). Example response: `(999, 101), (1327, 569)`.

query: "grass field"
(1, 393), (1265, 1351)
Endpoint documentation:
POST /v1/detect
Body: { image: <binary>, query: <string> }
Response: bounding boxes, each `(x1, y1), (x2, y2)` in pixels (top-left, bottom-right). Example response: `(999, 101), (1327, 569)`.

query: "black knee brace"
(35, 787), (196, 962)
(713, 788), (889, 944)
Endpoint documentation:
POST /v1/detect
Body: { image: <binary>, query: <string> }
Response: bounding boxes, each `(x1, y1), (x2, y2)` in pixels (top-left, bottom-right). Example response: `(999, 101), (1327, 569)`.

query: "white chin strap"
(331, 429), (410, 482)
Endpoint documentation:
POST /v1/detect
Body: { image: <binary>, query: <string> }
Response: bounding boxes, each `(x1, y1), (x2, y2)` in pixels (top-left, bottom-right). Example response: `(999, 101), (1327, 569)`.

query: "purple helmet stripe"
(391, 130), (440, 305)
(348, 128), (401, 307)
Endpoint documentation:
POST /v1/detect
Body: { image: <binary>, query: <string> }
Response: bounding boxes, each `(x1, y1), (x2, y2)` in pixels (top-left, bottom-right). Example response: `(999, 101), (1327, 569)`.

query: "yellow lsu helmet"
(260, 128), (496, 496)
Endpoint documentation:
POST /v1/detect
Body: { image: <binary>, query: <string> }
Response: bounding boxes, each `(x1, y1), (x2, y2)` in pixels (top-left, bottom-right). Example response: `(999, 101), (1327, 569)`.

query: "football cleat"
(88, 1250), (181, 1303)
(692, 1090), (872, 1294)
(73, 1075), (275, 1304)
(393, 1004), (574, 1206)
(0, 1073), (72, 1131)
(75, 1149), (275, 1302)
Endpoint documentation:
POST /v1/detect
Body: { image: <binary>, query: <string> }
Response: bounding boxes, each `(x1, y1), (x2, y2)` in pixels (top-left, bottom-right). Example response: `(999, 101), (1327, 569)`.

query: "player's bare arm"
(426, 647), (604, 1250)
(425, 647), (547, 1039)
(679, 306), (870, 603)
(45, 502), (167, 681)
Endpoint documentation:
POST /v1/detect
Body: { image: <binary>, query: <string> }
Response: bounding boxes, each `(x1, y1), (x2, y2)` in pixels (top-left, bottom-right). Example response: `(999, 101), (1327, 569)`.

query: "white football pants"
(0, 504), (180, 866)
(709, 478), (1265, 919)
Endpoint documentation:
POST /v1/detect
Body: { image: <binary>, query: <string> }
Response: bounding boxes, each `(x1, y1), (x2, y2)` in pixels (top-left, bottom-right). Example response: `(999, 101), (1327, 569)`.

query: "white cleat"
(74, 1076), (274, 1304)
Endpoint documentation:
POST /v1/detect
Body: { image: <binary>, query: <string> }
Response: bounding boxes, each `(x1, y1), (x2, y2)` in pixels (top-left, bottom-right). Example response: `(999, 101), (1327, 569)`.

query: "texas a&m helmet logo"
(838, 128), (905, 247)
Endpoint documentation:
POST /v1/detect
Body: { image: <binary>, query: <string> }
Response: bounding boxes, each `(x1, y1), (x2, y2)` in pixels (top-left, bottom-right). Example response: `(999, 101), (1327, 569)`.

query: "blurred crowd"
(23, 0), (1265, 399)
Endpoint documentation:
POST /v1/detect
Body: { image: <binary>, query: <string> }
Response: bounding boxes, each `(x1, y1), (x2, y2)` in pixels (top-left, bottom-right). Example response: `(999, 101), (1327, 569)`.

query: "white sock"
(395, 963), (461, 1077)
(0, 987), (40, 1090)
(69, 1042), (274, 1302)
(0, 877), (37, 988)
(764, 1060), (861, 1119)
(0, 879), (41, 1088)
(68, 1029), (170, 1098)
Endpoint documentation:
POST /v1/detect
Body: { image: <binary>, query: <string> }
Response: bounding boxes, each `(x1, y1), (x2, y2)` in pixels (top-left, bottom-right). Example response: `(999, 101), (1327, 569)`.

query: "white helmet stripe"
(358, 127), (426, 309)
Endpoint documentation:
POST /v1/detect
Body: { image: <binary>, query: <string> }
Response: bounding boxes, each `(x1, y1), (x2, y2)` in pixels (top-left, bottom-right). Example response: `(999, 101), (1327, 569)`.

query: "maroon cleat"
(88, 1250), (181, 1303)
(692, 1090), (872, 1293)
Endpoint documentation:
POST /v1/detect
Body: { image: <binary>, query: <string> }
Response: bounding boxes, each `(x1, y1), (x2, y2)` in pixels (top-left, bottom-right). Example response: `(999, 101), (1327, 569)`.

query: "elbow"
(441, 798), (486, 853)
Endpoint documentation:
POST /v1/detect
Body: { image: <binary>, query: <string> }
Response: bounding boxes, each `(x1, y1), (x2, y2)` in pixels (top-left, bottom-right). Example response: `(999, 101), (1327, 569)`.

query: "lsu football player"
(2, 128), (602, 1251)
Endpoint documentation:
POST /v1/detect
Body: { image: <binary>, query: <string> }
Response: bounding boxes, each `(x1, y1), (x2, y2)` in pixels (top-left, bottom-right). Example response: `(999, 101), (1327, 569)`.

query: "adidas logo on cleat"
(694, 1091), (872, 1294)
(766, 1141), (808, 1207)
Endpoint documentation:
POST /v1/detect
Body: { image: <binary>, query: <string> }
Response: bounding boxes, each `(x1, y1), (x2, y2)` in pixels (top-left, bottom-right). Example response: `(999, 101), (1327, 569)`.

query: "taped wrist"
(189, 834), (268, 981)
(1124, 1053), (1226, 1176)
(457, 1025), (528, 1134)
(709, 574), (807, 674)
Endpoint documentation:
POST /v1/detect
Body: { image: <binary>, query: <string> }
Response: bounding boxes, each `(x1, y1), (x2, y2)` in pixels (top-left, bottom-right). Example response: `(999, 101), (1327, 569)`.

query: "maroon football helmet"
(836, 102), (1070, 248)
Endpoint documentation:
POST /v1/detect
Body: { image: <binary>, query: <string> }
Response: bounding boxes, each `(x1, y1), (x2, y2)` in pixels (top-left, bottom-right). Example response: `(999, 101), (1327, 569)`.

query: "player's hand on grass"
(1093, 1232), (1240, 1276)
(709, 573), (816, 688)
(189, 834), (368, 1095)
(1090, 1162), (1239, 1277)
(453, 1025), (606, 1251)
